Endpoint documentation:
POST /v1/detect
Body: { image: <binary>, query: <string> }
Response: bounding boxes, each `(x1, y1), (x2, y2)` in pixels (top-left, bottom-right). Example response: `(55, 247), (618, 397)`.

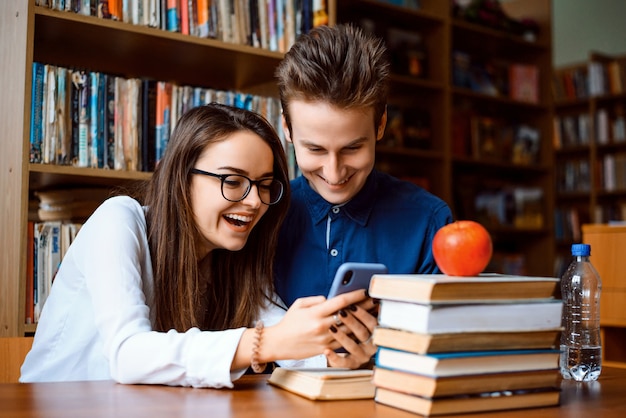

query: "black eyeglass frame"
(190, 168), (284, 205)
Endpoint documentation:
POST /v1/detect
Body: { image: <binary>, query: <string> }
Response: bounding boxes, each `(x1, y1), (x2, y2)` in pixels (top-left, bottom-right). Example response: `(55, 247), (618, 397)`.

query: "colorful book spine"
(74, 70), (89, 167)
(89, 71), (100, 168)
(180, 0), (189, 34)
(267, 0), (277, 51)
(276, 0), (285, 52)
(155, 81), (172, 163)
(97, 72), (107, 168)
(166, 0), (179, 32)
(30, 62), (45, 163)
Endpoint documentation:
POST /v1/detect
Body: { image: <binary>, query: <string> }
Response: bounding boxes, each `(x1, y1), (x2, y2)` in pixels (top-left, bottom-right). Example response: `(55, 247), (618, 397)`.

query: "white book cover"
(378, 299), (563, 334)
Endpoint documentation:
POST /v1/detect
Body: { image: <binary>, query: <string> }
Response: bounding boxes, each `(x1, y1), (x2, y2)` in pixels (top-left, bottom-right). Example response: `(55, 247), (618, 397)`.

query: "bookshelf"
(0, 0), (287, 337)
(553, 51), (626, 276)
(337, 0), (555, 277)
(1, 0), (554, 337)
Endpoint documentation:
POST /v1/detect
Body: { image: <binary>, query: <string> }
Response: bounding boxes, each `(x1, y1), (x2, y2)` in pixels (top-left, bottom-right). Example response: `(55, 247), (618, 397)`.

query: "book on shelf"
(508, 63), (539, 104)
(367, 273), (559, 304)
(470, 115), (500, 160)
(267, 368), (375, 400)
(43, 63), (57, 165)
(374, 386), (560, 417)
(25, 221), (35, 325)
(372, 327), (560, 355)
(377, 299), (562, 335)
(375, 347), (560, 377)
(30, 62), (45, 163)
(373, 366), (559, 399)
(33, 221), (62, 323)
(511, 124), (540, 165)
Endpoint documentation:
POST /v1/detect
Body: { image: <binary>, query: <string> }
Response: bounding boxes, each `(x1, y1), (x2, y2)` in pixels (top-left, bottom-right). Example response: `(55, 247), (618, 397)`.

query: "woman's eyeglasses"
(191, 168), (284, 205)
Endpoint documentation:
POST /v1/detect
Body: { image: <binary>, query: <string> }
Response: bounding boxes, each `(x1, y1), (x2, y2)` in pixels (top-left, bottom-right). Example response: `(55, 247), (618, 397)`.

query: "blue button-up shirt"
(275, 170), (454, 306)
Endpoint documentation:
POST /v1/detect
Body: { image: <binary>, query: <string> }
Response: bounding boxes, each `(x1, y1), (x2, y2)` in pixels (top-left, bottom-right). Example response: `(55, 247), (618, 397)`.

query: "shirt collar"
(301, 171), (378, 227)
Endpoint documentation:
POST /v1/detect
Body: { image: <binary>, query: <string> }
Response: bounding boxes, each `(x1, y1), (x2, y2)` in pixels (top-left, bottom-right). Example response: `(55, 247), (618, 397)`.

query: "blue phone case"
(327, 262), (388, 298)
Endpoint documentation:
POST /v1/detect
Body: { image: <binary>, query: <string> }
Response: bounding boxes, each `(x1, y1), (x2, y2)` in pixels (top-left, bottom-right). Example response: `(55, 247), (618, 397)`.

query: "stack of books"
(368, 273), (563, 416)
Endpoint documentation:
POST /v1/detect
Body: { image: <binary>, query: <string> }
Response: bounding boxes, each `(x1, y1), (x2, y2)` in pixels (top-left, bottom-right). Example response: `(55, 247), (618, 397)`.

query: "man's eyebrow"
(299, 137), (368, 148)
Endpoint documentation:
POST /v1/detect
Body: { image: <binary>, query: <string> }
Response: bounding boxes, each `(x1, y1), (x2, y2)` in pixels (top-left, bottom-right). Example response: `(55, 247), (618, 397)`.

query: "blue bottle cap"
(571, 243), (591, 256)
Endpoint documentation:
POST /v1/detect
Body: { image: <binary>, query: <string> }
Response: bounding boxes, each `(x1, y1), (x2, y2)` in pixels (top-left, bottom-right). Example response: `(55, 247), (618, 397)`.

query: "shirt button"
(330, 249), (338, 257)
(332, 207), (340, 214)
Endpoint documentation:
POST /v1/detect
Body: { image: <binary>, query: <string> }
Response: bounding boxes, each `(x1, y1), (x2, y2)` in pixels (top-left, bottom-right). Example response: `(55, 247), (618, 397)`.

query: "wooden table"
(2, 367), (626, 417)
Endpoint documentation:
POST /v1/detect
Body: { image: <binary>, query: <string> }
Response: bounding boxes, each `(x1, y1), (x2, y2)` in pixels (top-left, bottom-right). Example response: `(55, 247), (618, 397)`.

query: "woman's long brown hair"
(143, 103), (290, 332)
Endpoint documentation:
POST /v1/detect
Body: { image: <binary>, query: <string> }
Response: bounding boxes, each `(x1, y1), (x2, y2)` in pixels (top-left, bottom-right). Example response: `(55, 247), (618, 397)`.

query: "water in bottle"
(559, 243), (602, 381)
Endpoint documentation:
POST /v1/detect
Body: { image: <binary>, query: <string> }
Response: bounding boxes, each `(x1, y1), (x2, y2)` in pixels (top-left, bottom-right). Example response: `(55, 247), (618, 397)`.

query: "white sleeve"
(74, 197), (247, 388)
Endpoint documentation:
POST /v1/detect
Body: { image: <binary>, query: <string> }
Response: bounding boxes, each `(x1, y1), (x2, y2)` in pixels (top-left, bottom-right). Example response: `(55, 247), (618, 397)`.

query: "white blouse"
(20, 196), (325, 387)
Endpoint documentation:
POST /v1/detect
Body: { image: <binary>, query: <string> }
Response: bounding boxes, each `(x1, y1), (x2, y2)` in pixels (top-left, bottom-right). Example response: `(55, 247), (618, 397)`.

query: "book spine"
(97, 72), (107, 168)
(124, 79), (140, 171)
(70, 71), (79, 164)
(300, 0), (311, 34)
(257, 0), (268, 49)
(89, 72), (99, 168)
(148, 0), (159, 27)
(114, 77), (125, 170)
(75, 71), (89, 167)
(105, 75), (116, 169)
(312, 0), (328, 27)
(166, 0), (179, 32)
(141, 79), (157, 172)
(43, 65), (57, 164)
(267, 0), (277, 51)
(30, 62), (45, 164)
(56, 67), (71, 165)
(276, 0), (284, 52)
(180, 0), (189, 34)
(155, 81), (172, 163)
(25, 221), (35, 325)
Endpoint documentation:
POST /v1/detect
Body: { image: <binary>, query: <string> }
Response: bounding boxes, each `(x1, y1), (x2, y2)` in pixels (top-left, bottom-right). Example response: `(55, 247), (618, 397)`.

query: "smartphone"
(327, 262), (388, 298)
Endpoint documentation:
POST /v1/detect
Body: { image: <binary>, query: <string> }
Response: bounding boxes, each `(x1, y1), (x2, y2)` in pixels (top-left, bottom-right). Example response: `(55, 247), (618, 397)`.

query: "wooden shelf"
(553, 52), (626, 272)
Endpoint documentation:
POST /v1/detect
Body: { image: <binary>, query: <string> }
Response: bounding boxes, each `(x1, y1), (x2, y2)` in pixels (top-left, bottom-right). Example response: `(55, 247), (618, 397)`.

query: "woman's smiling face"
(190, 130), (274, 258)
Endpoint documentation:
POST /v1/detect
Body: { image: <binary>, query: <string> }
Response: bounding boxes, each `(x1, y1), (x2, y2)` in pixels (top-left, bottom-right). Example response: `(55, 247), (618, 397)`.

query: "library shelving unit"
(0, 0), (286, 337)
(337, 0), (555, 277)
(552, 51), (626, 276)
(1, 0), (554, 337)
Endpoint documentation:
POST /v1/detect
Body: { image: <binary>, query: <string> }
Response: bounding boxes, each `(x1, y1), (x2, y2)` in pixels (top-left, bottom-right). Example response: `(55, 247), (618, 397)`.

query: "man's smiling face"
(284, 100), (385, 205)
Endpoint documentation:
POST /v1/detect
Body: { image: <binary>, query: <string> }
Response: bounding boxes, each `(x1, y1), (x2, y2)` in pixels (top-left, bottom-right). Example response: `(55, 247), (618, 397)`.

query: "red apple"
(432, 220), (493, 276)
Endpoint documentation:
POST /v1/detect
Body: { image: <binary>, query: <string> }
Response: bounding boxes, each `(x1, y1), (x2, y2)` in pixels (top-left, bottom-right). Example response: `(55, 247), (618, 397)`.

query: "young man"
(274, 24), (453, 307)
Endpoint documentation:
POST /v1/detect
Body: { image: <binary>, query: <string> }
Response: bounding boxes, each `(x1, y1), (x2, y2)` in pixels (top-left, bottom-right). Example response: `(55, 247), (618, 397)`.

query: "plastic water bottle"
(559, 243), (602, 381)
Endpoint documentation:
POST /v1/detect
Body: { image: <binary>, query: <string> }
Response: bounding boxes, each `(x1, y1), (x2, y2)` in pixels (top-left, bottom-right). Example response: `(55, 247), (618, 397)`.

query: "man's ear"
(281, 114), (293, 143)
(376, 108), (388, 142)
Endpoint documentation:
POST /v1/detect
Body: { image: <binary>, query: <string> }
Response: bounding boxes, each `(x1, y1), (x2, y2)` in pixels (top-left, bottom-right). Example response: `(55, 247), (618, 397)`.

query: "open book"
(267, 367), (375, 400)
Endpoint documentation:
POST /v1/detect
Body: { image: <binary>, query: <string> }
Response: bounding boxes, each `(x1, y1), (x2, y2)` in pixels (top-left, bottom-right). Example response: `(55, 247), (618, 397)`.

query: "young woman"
(20, 103), (373, 388)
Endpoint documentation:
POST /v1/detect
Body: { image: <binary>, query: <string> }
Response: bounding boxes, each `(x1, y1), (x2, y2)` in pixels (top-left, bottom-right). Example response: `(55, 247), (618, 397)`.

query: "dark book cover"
(104, 74), (116, 169)
(142, 79), (157, 172)
(96, 72), (107, 168)
(69, 71), (81, 165)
